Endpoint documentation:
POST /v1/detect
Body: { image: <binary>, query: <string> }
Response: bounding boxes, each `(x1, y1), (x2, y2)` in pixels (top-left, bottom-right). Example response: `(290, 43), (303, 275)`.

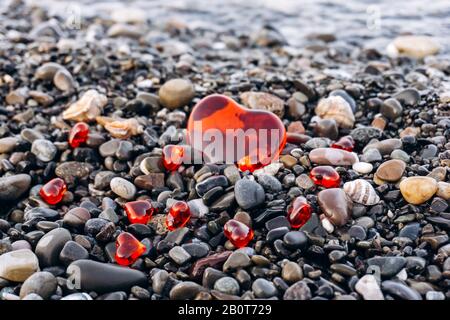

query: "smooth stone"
(99, 140), (120, 157)
(367, 256), (406, 277)
(376, 159), (406, 182)
(0, 174), (31, 201)
(363, 139), (402, 156)
(31, 139), (57, 162)
(98, 208), (119, 223)
(283, 281), (312, 300)
(169, 281), (204, 300)
(343, 179), (380, 205)
(223, 165), (241, 184)
(313, 119), (338, 140)
(240, 91), (285, 117)
(67, 260), (147, 293)
(283, 231), (308, 249)
(282, 262), (303, 283)
(24, 207), (59, 221)
(110, 177), (136, 200)
(0, 137), (18, 153)
(94, 171), (117, 190)
(352, 162), (373, 174)
(234, 179), (265, 210)
(380, 98), (403, 120)
(420, 145), (438, 159)
(169, 246), (191, 265)
(436, 182), (450, 200)
(19, 271), (57, 299)
(427, 167), (446, 182)
(388, 35), (440, 59)
(159, 79), (195, 110)
(355, 275), (384, 300)
(195, 176), (228, 197)
(315, 96), (355, 128)
(393, 88), (421, 106)
(381, 280), (422, 300)
(182, 243), (209, 259)
(55, 162), (93, 184)
(257, 174), (282, 193)
(214, 277), (240, 296)
(252, 278), (278, 298)
(317, 188), (353, 226)
(140, 157), (163, 174)
(187, 199), (209, 219)
(59, 241), (89, 266)
(426, 291), (445, 300)
(63, 207), (91, 228)
(399, 177), (438, 205)
(309, 148), (358, 166)
(223, 251), (251, 272)
(35, 228), (72, 267)
(390, 149), (410, 163)
(361, 148), (382, 163)
(0, 249), (39, 282)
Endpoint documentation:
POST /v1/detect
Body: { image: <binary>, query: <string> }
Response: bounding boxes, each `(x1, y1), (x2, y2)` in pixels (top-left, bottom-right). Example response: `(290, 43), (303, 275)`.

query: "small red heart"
(187, 94), (286, 171)
(115, 232), (146, 266)
(166, 201), (191, 231)
(223, 219), (254, 248)
(124, 200), (154, 224)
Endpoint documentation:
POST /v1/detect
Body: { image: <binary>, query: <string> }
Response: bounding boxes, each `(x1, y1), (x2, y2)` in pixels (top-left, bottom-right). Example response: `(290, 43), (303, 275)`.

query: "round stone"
(110, 177), (136, 200)
(252, 278), (278, 298)
(214, 277), (240, 295)
(283, 231), (308, 249)
(0, 249), (39, 282)
(400, 176), (438, 205)
(234, 179), (265, 210)
(63, 207), (91, 228)
(19, 271), (57, 299)
(282, 261), (303, 283)
(352, 162), (373, 174)
(159, 78), (195, 110)
(31, 139), (57, 162)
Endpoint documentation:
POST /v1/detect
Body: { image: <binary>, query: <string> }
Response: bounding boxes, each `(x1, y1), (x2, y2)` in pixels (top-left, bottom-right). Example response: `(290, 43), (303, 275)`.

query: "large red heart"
(187, 94), (286, 171)
(115, 232), (146, 266)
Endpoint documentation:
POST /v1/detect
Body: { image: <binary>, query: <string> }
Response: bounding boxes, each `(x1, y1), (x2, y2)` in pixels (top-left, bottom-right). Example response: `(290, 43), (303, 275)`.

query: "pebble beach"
(0, 0), (449, 301)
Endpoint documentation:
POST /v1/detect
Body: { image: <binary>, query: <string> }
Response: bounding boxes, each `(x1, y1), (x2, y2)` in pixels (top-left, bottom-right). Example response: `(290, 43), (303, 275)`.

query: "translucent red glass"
(331, 136), (354, 152)
(287, 196), (312, 229)
(187, 94), (286, 169)
(223, 219), (254, 248)
(39, 178), (67, 205)
(124, 200), (154, 224)
(310, 165), (341, 188)
(162, 145), (185, 171)
(68, 122), (89, 148)
(115, 232), (146, 266)
(166, 201), (191, 231)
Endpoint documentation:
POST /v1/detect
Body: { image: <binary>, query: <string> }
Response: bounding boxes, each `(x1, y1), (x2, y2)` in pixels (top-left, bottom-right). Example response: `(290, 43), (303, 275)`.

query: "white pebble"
(352, 162), (373, 174)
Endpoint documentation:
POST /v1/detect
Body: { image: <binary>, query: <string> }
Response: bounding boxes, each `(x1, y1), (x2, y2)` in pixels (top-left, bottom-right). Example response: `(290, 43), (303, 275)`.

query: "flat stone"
(31, 139), (57, 162)
(0, 174), (31, 201)
(0, 249), (39, 282)
(234, 178), (265, 210)
(169, 281), (204, 300)
(309, 148), (358, 166)
(223, 251), (251, 272)
(388, 35), (440, 59)
(283, 281), (311, 300)
(168, 246), (191, 265)
(363, 139), (402, 156)
(55, 162), (93, 184)
(381, 280), (422, 300)
(159, 79), (195, 110)
(110, 177), (136, 200)
(376, 159), (406, 182)
(367, 256), (406, 278)
(240, 91), (285, 117)
(252, 278), (278, 298)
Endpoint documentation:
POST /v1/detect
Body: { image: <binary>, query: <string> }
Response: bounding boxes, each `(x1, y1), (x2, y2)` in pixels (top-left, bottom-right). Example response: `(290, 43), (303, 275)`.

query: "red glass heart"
(166, 200), (191, 231)
(115, 232), (146, 266)
(187, 94), (286, 169)
(68, 122), (89, 148)
(223, 219), (254, 248)
(331, 135), (354, 152)
(310, 166), (341, 188)
(287, 196), (312, 229)
(124, 200), (154, 224)
(39, 178), (67, 205)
